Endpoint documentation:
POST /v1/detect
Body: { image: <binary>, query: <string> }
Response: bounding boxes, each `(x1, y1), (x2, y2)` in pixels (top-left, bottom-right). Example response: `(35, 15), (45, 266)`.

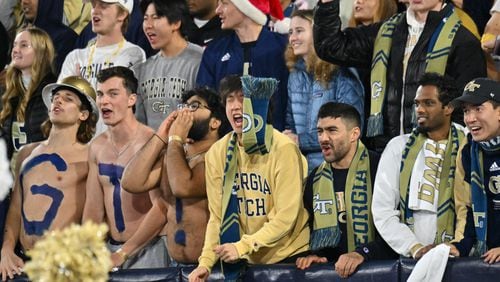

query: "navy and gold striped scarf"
(399, 125), (464, 243)
(367, 8), (461, 137)
(220, 76), (277, 281)
(470, 136), (500, 255)
(310, 141), (374, 252)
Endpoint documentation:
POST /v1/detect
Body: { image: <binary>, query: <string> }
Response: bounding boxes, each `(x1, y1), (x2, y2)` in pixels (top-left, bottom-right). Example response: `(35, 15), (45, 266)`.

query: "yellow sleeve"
(197, 143), (224, 271)
(453, 141), (471, 243)
(455, 8), (481, 40)
(233, 143), (307, 256)
(64, 0), (91, 34)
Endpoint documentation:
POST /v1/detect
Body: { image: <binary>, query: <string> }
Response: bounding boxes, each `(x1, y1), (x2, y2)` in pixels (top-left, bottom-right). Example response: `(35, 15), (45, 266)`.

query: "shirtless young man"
(122, 87), (229, 264)
(0, 76), (98, 281)
(83, 66), (168, 269)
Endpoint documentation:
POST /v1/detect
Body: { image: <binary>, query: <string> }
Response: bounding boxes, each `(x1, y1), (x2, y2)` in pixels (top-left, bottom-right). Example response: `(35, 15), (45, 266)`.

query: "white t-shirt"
(59, 40), (146, 89)
(492, 0), (500, 13)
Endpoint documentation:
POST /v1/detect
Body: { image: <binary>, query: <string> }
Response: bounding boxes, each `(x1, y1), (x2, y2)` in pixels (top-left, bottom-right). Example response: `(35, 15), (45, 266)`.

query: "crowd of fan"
(0, 0), (498, 281)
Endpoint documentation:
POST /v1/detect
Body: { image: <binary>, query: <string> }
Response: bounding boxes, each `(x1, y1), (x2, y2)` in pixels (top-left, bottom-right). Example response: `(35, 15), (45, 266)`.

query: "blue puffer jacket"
(285, 59), (364, 170)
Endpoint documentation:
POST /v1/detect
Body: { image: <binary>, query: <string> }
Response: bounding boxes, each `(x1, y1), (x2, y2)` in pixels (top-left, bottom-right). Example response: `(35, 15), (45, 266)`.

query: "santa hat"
(231, 0), (284, 25)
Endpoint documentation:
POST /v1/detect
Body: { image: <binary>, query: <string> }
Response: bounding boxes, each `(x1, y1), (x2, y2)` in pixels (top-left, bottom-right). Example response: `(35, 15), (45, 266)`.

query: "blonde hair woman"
(284, 9), (364, 171)
(349, 0), (398, 27)
(0, 27), (56, 163)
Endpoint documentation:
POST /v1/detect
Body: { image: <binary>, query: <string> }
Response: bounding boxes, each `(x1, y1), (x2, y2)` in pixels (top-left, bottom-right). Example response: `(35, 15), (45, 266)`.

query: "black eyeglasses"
(177, 101), (210, 112)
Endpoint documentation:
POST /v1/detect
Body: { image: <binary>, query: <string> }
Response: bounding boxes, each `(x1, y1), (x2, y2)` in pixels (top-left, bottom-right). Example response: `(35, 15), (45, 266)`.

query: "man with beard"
(372, 73), (466, 260)
(314, 0), (485, 152)
(296, 102), (396, 278)
(122, 87), (230, 264)
(83, 66), (169, 269)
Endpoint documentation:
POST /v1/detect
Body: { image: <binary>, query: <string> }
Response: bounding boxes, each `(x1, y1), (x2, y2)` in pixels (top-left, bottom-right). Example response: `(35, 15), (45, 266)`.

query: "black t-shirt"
(0, 22), (9, 71)
(303, 150), (397, 261)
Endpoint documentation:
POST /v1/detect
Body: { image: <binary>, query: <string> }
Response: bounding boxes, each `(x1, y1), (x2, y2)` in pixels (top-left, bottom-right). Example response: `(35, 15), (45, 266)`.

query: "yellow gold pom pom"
(24, 222), (111, 282)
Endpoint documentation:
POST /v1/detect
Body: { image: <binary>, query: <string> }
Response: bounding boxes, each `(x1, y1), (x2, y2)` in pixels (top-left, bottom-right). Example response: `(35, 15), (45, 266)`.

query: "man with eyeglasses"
(122, 87), (230, 265)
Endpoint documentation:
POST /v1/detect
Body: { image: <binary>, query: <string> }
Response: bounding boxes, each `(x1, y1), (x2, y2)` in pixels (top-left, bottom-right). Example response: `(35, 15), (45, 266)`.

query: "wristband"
(115, 248), (129, 261)
(481, 33), (496, 45)
(154, 133), (167, 145)
(410, 243), (424, 259)
(168, 135), (184, 145)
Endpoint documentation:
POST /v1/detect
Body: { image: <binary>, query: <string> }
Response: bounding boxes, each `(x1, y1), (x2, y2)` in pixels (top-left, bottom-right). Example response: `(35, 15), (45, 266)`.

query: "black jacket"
(1, 73), (56, 159)
(460, 0), (493, 35)
(0, 22), (8, 71)
(314, 1), (486, 151)
(185, 15), (230, 47)
(23, 0), (78, 72)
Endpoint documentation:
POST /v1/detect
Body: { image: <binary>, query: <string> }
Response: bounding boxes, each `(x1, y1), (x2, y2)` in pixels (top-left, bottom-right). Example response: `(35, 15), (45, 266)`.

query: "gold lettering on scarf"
(351, 170), (369, 245)
(419, 142), (445, 203)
